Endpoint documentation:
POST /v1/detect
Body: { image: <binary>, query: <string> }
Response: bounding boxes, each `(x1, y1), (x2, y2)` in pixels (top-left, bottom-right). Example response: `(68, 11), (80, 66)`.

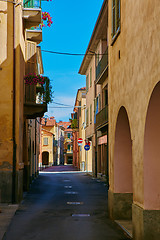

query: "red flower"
(41, 12), (53, 27)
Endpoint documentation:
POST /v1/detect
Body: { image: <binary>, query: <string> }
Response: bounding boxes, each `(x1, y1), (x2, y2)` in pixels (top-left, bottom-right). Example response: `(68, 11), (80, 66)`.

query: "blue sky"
(40, 0), (104, 122)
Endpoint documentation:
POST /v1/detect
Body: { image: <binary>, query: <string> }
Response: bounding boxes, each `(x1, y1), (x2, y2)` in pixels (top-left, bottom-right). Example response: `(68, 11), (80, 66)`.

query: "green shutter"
(90, 67), (92, 87)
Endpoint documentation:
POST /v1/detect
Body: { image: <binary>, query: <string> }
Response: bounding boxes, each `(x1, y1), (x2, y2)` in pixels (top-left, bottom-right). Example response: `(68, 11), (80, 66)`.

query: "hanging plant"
(24, 73), (45, 85)
(24, 74), (53, 104)
(41, 12), (53, 27)
(41, 76), (53, 104)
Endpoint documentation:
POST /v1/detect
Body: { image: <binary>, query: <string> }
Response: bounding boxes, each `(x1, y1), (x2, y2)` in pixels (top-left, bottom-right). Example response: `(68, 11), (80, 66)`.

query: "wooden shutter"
(112, 0), (116, 37)
(116, 0), (120, 31)
(90, 67), (92, 87)
(86, 74), (89, 93)
(90, 104), (92, 124)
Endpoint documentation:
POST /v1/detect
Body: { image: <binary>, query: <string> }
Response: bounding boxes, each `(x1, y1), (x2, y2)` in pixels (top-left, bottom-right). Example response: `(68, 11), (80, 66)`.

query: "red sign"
(85, 140), (90, 146)
(78, 138), (83, 144)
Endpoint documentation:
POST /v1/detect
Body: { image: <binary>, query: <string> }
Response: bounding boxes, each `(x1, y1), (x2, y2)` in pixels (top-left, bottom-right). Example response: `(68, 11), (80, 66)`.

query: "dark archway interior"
(144, 82), (160, 209)
(42, 151), (49, 165)
(114, 107), (133, 193)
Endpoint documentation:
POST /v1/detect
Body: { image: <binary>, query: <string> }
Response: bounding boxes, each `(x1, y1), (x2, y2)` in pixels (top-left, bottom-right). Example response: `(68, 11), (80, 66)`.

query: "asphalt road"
(4, 172), (130, 240)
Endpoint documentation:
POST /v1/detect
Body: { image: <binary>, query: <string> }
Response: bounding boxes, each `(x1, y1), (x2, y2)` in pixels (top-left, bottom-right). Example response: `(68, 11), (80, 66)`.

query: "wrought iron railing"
(96, 48), (108, 81)
(23, 0), (41, 8)
(95, 105), (108, 129)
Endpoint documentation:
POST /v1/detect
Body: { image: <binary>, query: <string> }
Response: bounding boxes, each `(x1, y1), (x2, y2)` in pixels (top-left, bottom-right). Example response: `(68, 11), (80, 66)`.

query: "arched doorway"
(110, 106), (133, 220)
(114, 107), (132, 193)
(42, 151), (49, 166)
(144, 82), (160, 210)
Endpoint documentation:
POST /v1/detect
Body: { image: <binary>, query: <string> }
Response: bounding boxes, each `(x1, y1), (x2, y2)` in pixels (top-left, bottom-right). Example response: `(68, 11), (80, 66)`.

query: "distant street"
(4, 166), (129, 240)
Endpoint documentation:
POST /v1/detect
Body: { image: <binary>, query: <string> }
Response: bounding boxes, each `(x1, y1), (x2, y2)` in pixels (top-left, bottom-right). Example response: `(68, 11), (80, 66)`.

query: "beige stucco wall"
(77, 91), (86, 171)
(85, 56), (95, 139)
(42, 126), (55, 165)
(0, 1), (26, 202)
(108, 0), (160, 209)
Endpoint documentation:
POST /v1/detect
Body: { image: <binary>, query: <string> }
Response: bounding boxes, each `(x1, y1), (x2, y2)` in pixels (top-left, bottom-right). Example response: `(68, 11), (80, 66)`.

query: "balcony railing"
(26, 27), (42, 44)
(95, 105), (108, 129)
(24, 84), (47, 118)
(96, 48), (108, 84)
(23, 0), (42, 29)
(23, 0), (41, 8)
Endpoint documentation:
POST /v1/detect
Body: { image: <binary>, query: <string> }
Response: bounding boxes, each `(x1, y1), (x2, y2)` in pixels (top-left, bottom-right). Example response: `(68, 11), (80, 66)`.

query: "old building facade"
(108, 0), (160, 239)
(0, 0), (47, 203)
(80, 0), (160, 239)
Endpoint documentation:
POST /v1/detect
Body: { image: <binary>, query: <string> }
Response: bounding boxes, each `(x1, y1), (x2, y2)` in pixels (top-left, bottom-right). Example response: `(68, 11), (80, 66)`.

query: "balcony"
(23, 0), (42, 29)
(26, 27), (42, 44)
(24, 84), (47, 119)
(71, 119), (79, 131)
(96, 48), (108, 84)
(95, 105), (108, 129)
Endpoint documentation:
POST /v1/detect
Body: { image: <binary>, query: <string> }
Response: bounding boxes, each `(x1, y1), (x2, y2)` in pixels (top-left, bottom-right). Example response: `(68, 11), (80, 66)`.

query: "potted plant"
(24, 74), (53, 104)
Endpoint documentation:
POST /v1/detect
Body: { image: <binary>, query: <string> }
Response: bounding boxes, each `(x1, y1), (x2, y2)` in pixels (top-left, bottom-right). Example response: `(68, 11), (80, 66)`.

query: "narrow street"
(3, 167), (129, 240)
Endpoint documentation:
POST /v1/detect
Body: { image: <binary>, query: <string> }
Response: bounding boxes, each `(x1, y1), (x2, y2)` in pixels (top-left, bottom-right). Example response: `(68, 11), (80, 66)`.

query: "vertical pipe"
(12, 1), (16, 203)
(35, 119), (37, 176)
(94, 54), (97, 178)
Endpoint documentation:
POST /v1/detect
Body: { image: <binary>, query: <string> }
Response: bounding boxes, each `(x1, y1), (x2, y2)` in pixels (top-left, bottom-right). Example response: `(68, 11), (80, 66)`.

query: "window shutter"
(86, 74), (89, 93)
(116, 0), (120, 31)
(90, 67), (92, 87)
(90, 104), (92, 124)
(43, 137), (48, 146)
(112, 0), (116, 37)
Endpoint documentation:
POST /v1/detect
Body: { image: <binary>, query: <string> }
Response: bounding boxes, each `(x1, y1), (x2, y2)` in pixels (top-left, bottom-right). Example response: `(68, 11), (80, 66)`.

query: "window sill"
(111, 29), (120, 46)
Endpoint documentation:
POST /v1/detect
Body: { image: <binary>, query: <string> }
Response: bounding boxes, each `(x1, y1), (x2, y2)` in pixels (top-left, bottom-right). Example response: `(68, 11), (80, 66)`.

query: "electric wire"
(41, 50), (108, 56)
(41, 50), (93, 56)
(51, 101), (73, 107)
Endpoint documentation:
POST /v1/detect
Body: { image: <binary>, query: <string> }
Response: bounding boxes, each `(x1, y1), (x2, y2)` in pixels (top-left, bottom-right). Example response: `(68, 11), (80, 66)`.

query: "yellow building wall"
(108, 0), (160, 208)
(0, 1), (25, 202)
(42, 126), (55, 165)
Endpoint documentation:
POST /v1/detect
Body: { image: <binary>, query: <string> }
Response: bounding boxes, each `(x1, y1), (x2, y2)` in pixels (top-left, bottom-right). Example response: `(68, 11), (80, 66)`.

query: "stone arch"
(143, 82), (160, 209)
(42, 151), (49, 165)
(114, 106), (133, 193)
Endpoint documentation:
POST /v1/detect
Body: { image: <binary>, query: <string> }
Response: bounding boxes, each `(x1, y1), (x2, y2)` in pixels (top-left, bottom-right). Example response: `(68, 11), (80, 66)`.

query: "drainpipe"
(35, 120), (37, 176)
(12, 0), (16, 203)
(94, 54), (97, 178)
(12, 0), (22, 203)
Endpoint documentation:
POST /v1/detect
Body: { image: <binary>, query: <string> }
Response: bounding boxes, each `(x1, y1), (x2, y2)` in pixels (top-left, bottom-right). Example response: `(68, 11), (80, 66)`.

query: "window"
(78, 101), (81, 117)
(96, 52), (100, 66)
(112, 0), (120, 39)
(105, 89), (108, 106)
(90, 104), (92, 124)
(90, 67), (92, 87)
(67, 145), (70, 151)
(94, 98), (96, 114)
(86, 108), (89, 126)
(98, 94), (101, 111)
(43, 137), (48, 146)
(67, 133), (71, 139)
(86, 74), (89, 93)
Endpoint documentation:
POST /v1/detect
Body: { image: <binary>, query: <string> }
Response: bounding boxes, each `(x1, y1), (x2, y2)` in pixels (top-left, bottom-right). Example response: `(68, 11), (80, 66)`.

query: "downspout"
(94, 54), (97, 178)
(12, 0), (22, 203)
(12, 0), (16, 203)
(35, 120), (37, 176)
